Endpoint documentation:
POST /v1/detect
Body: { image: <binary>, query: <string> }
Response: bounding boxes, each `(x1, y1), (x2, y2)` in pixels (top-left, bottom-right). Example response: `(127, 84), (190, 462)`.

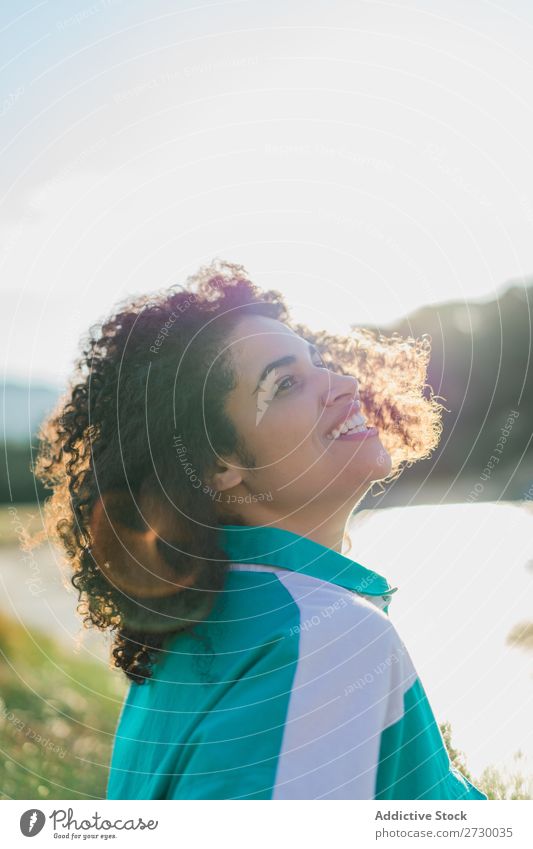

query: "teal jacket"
(107, 523), (487, 800)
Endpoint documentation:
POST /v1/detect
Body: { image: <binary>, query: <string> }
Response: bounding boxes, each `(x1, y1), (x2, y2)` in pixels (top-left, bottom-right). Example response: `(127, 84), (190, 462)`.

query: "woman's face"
(214, 314), (392, 520)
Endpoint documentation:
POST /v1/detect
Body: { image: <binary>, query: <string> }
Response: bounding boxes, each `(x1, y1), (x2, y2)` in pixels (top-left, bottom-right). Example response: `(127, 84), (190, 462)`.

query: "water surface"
(349, 501), (533, 777)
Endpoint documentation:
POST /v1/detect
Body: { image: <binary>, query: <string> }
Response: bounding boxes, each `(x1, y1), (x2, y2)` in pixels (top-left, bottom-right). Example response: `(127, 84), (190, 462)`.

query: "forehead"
(228, 314), (301, 358)
(226, 314), (305, 383)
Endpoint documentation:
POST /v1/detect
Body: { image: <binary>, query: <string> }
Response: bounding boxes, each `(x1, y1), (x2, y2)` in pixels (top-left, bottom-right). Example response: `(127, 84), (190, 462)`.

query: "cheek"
(254, 411), (320, 466)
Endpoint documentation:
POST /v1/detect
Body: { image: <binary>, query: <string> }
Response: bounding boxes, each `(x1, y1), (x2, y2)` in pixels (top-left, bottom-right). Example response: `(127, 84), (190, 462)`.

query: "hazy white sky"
(1, 0), (533, 386)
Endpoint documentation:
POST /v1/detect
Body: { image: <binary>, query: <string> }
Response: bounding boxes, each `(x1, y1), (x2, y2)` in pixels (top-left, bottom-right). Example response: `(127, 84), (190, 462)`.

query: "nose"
(320, 371), (359, 408)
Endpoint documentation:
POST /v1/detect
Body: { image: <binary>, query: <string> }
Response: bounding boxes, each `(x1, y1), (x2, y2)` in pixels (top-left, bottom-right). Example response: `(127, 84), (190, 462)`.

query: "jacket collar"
(218, 523), (398, 599)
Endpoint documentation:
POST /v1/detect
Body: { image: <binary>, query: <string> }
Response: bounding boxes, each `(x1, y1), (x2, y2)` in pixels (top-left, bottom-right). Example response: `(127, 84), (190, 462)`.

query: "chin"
(357, 443), (392, 483)
(372, 446), (393, 480)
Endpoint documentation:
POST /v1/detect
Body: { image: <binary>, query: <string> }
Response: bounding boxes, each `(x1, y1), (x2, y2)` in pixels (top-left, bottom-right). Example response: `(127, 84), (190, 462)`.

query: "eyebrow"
(251, 341), (321, 395)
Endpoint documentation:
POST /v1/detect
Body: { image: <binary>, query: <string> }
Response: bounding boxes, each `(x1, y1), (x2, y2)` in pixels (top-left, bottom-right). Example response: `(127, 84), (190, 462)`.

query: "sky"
(1, 0), (533, 386)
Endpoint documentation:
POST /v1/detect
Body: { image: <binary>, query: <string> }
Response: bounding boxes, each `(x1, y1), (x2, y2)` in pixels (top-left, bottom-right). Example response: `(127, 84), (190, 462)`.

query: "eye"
(274, 351), (328, 397)
(312, 351), (328, 368)
(274, 375), (297, 395)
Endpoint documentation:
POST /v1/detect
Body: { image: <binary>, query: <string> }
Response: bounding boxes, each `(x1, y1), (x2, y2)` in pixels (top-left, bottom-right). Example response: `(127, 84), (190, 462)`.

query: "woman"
(35, 259), (486, 800)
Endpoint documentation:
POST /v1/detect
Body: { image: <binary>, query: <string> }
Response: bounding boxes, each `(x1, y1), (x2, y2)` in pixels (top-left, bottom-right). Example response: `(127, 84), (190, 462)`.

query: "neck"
(217, 498), (364, 553)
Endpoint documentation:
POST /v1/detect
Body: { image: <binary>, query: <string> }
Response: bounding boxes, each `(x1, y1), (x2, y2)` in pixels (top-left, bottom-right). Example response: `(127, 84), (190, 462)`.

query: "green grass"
(477, 754), (533, 800)
(441, 720), (533, 800)
(0, 612), (126, 800)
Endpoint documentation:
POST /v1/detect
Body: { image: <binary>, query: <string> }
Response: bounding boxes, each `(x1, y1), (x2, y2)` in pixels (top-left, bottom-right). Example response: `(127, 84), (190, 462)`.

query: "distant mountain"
(1, 382), (60, 502)
(1, 382), (60, 442)
(359, 281), (533, 505)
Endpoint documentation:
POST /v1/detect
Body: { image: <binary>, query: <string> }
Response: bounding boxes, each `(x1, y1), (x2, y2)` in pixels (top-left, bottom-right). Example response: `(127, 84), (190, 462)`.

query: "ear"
(209, 459), (243, 493)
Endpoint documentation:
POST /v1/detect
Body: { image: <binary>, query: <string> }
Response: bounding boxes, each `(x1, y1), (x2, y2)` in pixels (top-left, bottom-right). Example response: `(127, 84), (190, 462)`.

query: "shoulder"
(273, 568), (397, 640)
(204, 565), (407, 681)
(223, 564), (395, 636)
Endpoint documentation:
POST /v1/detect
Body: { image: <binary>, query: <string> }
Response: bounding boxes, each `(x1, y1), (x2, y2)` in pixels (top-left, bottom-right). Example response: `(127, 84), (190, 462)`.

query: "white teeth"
(327, 412), (368, 440)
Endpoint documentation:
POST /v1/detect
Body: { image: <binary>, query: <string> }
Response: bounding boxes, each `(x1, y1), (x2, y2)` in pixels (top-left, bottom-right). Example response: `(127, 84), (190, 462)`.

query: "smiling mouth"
(329, 425), (379, 442)
(326, 409), (369, 440)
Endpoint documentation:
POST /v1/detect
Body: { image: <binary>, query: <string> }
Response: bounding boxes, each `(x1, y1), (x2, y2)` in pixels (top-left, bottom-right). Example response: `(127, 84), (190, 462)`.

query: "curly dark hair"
(33, 259), (443, 685)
